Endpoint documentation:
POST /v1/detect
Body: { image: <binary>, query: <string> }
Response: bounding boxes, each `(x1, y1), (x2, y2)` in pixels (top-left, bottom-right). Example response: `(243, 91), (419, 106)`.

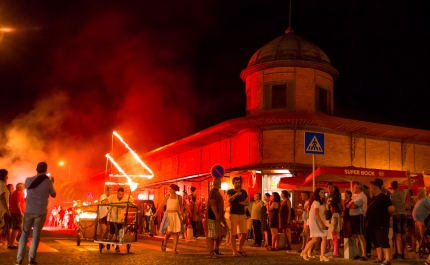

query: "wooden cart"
(75, 205), (98, 246)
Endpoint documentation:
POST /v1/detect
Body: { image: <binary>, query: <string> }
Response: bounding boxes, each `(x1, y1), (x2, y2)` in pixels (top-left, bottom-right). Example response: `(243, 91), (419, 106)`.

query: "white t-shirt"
(99, 194), (108, 218)
(107, 194), (134, 223)
(251, 200), (263, 220)
(350, 192), (367, 216)
(330, 213), (341, 233)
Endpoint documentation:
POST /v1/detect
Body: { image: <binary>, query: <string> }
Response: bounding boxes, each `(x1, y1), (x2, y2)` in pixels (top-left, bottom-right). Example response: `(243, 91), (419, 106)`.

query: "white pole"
(313, 154), (315, 191)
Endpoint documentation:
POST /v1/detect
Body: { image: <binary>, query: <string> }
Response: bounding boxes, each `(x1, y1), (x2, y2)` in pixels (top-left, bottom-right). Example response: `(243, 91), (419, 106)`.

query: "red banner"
(303, 166), (408, 186)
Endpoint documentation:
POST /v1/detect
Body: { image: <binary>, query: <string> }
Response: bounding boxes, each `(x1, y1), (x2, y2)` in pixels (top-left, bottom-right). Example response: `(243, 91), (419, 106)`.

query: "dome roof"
(241, 29), (338, 80)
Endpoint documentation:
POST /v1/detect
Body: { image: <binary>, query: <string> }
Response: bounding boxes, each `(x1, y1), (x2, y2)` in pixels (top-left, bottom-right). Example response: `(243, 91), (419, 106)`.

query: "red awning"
(278, 175), (352, 190)
(302, 166), (408, 189)
(278, 176), (313, 191)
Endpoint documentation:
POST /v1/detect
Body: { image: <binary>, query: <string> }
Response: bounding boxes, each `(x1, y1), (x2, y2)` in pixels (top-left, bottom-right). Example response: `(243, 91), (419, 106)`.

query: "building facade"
(138, 28), (430, 208)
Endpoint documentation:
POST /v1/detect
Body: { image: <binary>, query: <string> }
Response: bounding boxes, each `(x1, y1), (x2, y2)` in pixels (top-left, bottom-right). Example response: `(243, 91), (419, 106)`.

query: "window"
(272, 84), (287, 108)
(264, 82), (295, 110)
(315, 86), (332, 115)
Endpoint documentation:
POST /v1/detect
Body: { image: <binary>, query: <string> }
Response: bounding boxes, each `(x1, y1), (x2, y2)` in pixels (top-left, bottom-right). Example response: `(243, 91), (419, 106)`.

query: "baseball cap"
(370, 178), (384, 188)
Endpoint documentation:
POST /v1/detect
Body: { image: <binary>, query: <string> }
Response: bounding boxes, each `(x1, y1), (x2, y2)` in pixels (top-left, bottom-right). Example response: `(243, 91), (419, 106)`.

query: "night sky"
(1, 1), (429, 179)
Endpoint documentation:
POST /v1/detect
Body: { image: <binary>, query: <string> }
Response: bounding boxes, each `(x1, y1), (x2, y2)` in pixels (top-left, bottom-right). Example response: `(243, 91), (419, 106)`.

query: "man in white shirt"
(107, 187), (134, 252)
(251, 193), (263, 247)
(98, 186), (112, 240)
(346, 183), (368, 261)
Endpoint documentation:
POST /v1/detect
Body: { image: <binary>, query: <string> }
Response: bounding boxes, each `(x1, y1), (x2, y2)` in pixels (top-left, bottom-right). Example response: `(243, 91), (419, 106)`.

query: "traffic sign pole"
(304, 131), (324, 191)
(313, 154), (315, 191)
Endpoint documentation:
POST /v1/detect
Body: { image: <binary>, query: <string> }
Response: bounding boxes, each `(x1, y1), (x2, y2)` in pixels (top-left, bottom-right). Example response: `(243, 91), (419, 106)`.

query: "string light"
(105, 154), (137, 191)
(113, 131), (154, 179)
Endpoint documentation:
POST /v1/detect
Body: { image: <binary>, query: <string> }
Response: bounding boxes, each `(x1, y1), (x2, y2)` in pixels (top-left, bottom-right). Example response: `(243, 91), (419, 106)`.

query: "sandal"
(161, 241), (166, 252)
(237, 251), (247, 257)
(214, 249), (224, 255)
(301, 252), (310, 261)
(208, 251), (218, 259)
(173, 250), (178, 254)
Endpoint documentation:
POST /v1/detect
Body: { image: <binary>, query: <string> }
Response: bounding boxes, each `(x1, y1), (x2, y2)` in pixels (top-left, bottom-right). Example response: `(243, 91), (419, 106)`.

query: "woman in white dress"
(300, 188), (329, 262)
(154, 184), (183, 254)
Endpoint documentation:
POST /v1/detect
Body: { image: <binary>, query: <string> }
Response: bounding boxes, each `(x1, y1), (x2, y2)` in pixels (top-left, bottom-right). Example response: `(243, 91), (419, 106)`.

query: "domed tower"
(240, 28), (339, 116)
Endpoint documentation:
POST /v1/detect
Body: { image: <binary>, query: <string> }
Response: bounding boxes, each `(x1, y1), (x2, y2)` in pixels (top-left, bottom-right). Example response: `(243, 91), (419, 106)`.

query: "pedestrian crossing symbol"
(304, 132), (325, 155)
(306, 136), (323, 152)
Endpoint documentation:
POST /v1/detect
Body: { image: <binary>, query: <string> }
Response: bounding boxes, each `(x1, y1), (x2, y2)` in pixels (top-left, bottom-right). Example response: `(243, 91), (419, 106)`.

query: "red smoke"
(1, 2), (218, 198)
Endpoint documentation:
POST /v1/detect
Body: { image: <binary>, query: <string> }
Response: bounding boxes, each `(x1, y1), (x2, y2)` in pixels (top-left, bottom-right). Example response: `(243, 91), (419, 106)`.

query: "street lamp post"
(0, 27), (15, 43)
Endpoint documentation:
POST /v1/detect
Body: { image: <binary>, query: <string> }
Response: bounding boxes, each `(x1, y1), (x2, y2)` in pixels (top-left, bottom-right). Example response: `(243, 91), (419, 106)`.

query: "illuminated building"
(138, 28), (430, 207)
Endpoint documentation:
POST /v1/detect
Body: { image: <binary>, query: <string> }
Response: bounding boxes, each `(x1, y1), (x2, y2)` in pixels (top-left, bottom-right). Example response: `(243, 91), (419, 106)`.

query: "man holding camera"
(15, 162), (56, 265)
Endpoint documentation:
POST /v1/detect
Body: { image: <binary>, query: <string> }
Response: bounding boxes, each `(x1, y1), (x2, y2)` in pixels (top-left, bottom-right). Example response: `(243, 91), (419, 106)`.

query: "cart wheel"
(106, 244), (111, 250)
(126, 244), (131, 253)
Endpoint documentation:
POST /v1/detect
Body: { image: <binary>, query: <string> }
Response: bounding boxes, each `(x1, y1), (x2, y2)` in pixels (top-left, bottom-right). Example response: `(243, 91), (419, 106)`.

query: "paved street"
(0, 229), (426, 265)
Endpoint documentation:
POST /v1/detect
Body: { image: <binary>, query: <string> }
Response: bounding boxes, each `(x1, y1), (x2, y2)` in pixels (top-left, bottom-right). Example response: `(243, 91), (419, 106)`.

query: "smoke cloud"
(0, 90), (69, 182)
(1, 2), (217, 191)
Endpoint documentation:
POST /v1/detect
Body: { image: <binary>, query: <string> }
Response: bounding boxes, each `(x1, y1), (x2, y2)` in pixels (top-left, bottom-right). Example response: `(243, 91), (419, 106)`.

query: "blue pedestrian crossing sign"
(210, 164), (225, 178)
(304, 132), (325, 154)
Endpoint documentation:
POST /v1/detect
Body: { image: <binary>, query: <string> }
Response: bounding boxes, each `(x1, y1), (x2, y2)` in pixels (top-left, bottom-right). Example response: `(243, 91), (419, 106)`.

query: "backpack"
(290, 208), (295, 221)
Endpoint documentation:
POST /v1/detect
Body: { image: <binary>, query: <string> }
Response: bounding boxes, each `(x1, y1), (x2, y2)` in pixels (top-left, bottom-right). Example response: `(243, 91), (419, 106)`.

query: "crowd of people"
(152, 172), (430, 265)
(3, 162), (430, 265)
(48, 205), (75, 229)
(0, 170), (26, 250)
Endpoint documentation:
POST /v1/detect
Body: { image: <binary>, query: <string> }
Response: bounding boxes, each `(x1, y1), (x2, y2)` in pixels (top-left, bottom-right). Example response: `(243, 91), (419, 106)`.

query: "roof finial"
(285, 0), (293, 34)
